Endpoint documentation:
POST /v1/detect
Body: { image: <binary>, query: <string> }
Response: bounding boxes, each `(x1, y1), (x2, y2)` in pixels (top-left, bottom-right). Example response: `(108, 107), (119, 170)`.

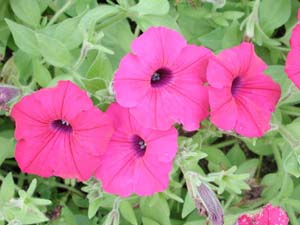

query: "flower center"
(150, 68), (172, 87)
(231, 76), (242, 96)
(51, 119), (73, 133)
(132, 135), (147, 157)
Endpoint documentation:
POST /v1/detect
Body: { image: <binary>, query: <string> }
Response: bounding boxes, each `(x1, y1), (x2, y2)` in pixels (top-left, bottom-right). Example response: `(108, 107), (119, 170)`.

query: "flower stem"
(48, 0), (74, 26)
(211, 139), (237, 148)
(95, 11), (127, 31)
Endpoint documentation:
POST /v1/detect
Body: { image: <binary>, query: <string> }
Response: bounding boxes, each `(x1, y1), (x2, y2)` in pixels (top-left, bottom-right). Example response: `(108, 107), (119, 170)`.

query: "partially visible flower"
(235, 204), (289, 225)
(254, 204), (289, 225)
(113, 26), (211, 131)
(11, 81), (114, 181)
(285, 9), (300, 88)
(95, 103), (178, 197)
(207, 42), (281, 137)
(236, 214), (254, 225)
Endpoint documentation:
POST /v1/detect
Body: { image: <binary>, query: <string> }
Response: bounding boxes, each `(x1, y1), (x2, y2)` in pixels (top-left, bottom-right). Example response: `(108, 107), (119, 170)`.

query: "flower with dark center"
(11, 81), (114, 181)
(207, 42), (281, 137)
(114, 26), (211, 131)
(95, 103), (178, 197)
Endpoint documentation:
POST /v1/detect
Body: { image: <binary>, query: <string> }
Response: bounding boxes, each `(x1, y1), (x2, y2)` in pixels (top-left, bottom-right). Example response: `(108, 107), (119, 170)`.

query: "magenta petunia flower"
(254, 204), (289, 225)
(11, 81), (114, 181)
(285, 9), (300, 88)
(95, 103), (178, 197)
(113, 27), (211, 131)
(236, 214), (254, 225)
(207, 42), (281, 137)
(236, 204), (289, 225)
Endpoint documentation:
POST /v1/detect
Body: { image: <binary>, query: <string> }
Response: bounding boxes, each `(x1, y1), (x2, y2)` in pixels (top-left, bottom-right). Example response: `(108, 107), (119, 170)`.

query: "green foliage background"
(1, 0), (300, 224)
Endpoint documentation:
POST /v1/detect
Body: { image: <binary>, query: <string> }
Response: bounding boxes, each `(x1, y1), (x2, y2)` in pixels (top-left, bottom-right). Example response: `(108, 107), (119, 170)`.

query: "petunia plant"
(1, 0), (300, 225)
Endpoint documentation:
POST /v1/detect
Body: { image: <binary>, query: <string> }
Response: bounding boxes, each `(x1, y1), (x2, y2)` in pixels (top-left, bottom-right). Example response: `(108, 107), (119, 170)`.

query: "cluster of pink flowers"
(236, 204), (289, 225)
(13, 23), (294, 198)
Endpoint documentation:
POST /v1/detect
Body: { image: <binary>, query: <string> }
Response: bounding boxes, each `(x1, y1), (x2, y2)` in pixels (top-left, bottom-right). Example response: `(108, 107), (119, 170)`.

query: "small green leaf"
(0, 137), (15, 166)
(0, 173), (15, 202)
(36, 33), (73, 67)
(227, 144), (246, 166)
(26, 179), (37, 197)
(142, 217), (160, 225)
(10, 0), (41, 28)
(136, 14), (180, 32)
(32, 59), (52, 87)
(236, 159), (259, 178)
(119, 200), (138, 225)
(140, 195), (171, 225)
(182, 192), (195, 218)
(130, 0), (169, 16)
(62, 206), (77, 225)
(5, 19), (39, 55)
(88, 198), (102, 219)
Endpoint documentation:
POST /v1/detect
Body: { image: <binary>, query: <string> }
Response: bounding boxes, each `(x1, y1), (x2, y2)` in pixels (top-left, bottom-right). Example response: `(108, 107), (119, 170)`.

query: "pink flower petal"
(114, 53), (152, 107)
(286, 46), (300, 89)
(236, 214), (255, 225)
(235, 97), (271, 137)
(209, 88), (238, 131)
(254, 204), (289, 225)
(131, 26), (187, 66)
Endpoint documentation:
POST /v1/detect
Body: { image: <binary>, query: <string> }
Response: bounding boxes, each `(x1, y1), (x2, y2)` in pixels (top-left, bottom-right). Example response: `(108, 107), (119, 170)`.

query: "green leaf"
(10, 0), (41, 28)
(199, 28), (225, 51)
(136, 14), (181, 32)
(222, 21), (243, 49)
(202, 147), (232, 171)
(140, 194), (171, 225)
(142, 217), (160, 225)
(79, 5), (119, 30)
(236, 159), (259, 178)
(36, 33), (73, 67)
(0, 173), (14, 202)
(53, 17), (83, 50)
(259, 0), (291, 35)
(62, 206), (77, 225)
(88, 198), (102, 219)
(223, 11), (244, 20)
(32, 59), (52, 87)
(130, 0), (169, 16)
(120, 200), (138, 225)
(0, 137), (15, 166)
(261, 173), (282, 199)
(5, 19), (39, 55)
(284, 150), (300, 178)
(226, 144), (246, 166)
(26, 179), (37, 197)
(182, 192), (195, 218)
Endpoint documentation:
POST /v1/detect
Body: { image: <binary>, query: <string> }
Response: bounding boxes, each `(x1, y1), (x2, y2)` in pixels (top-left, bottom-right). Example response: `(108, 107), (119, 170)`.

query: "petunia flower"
(254, 204), (289, 225)
(207, 42), (281, 137)
(113, 26), (211, 131)
(285, 9), (300, 88)
(235, 204), (289, 225)
(11, 81), (114, 181)
(95, 103), (178, 197)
